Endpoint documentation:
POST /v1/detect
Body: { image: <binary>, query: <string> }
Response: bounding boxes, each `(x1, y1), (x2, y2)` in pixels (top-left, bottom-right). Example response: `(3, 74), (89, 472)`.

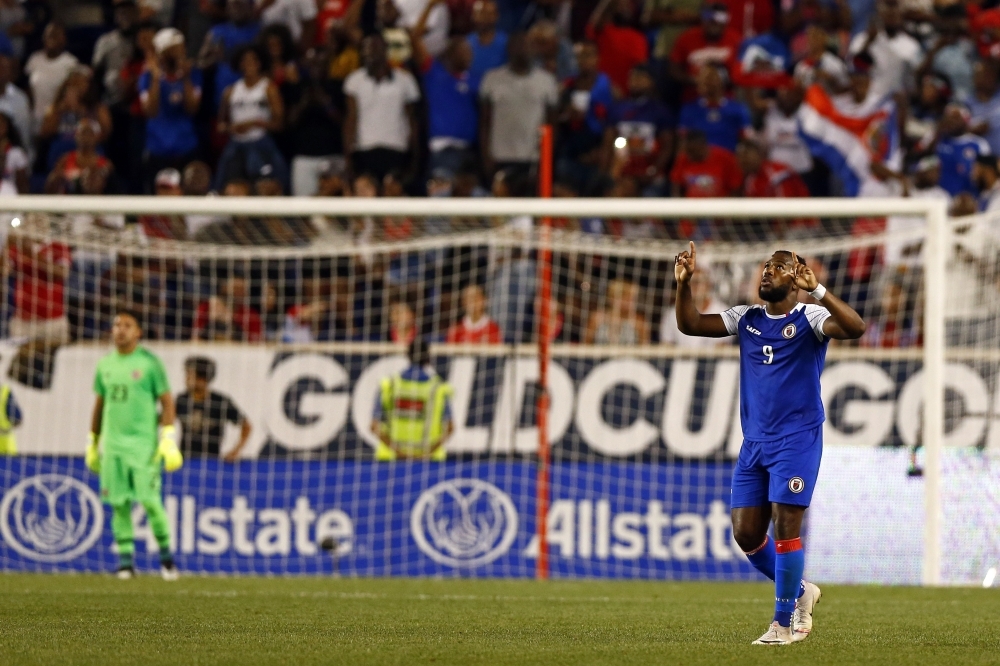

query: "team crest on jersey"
(788, 477), (805, 493)
(131, 369), (142, 380)
(782, 323), (796, 339)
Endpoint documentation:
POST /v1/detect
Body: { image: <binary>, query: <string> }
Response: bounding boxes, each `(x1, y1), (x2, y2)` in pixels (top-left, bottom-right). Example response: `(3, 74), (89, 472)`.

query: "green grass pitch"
(1, 574), (999, 665)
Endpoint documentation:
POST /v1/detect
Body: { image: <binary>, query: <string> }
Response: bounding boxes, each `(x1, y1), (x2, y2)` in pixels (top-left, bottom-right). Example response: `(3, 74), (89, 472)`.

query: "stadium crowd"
(0, 0), (996, 351)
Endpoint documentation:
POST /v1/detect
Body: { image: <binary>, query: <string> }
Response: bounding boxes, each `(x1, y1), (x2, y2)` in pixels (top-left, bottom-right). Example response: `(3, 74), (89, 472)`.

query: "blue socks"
(773, 538), (805, 627)
(743, 535), (806, 627)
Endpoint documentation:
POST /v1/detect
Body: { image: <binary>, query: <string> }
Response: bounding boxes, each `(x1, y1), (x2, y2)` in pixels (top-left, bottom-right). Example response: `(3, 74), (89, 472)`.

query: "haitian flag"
(797, 84), (901, 197)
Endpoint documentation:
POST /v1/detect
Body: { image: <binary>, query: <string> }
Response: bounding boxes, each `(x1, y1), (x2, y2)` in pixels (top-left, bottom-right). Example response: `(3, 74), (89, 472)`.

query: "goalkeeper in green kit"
(86, 310), (183, 580)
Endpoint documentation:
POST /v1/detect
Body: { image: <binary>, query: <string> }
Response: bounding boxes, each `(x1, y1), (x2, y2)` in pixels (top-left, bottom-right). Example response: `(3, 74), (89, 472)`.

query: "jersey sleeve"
(93, 363), (106, 397)
(803, 304), (832, 340)
(149, 354), (171, 397)
(720, 305), (751, 335)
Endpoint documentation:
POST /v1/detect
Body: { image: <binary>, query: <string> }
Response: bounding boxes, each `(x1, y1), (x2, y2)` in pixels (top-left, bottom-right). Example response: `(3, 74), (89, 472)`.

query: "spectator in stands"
(44, 120), (116, 195)
(394, 0), (450, 58)
(792, 24), (848, 91)
(935, 102), (991, 197)
(905, 72), (951, 152)
(286, 51), (347, 196)
(413, 2), (479, 178)
(670, 129), (742, 198)
(0, 55), (31, 165)
(586, 0), (648, 96)
(92, 0), (140, 109)
(261, 24), (303, 150)
(176, 356), (252, 461)
(139, 168), (188, 239)
(915, 5), (973, 104)
(378, 0), (414, 68)
(480, 32), (557, 179)
(528, 19), (576, 81)
(0, 112), (29, 194)
(761, 82), (817, 192)
(678, 65), (750, 153)
(193, 272), (264, 342)
(215, 44), (287, 191)
(0, 0), (32, 61)
(973, 154), (1000, 211)
(848, 0), (923, 101)
(883, 155), (949, 269)
(141, 28), (202, 192)
(669, 3), (741, 102)
(344, 33), (420, 182)
(603, 64), (674, 195)
(25, 22), (79, 133)
(199, 0), (261, 108)
(660, 267), (728, 347)
(467, 0), (507, 80)
(389, 300), (417, 343)
(970, 60), (1000, 155)
(736, 137), (810, 199)
(282, 274), (333, 341)
(257, 0), (317, 52)
(556, 40), (612, 193)
(642, 0), (700, 68)
(862, 271), (919, 347)
(584, 279), (650, 345)
(446, 283), (502, 343)
(40, 67), (112, 170)
(2, 218), (72, 344)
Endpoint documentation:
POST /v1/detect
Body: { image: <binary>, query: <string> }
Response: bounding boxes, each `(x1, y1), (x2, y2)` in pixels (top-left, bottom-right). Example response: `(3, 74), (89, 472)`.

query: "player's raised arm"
(675, 241), (730, 337)
(792, 254), (866, 340)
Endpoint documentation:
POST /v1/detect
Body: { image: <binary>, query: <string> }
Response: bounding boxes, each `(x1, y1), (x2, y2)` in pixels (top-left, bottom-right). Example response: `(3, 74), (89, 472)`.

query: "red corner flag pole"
(536, 125), (554, 581)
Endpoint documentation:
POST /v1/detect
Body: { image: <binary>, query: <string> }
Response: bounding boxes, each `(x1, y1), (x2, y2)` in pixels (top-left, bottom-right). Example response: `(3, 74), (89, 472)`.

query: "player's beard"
(758, 283), (792, 302)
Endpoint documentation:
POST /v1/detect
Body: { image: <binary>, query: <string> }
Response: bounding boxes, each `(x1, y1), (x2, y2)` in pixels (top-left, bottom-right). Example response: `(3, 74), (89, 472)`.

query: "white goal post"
(0, 195), (956, 584)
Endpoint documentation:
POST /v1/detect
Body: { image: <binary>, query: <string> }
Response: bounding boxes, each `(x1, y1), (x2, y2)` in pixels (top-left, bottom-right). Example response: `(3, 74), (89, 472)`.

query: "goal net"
(0, 195), (993, 586)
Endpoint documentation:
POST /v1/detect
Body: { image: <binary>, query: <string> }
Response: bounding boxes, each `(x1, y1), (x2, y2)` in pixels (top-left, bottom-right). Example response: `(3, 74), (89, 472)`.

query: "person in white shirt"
(762, 84), (812, 177)
(661, 267), (729, 347)
(882, 155), (950, 269)
(24, 23), (80, 133)
(394, 0), (450, 58)
(848, 0), (922, 102)
(256, 0), (317, 50)
(0, 55), (32, 165)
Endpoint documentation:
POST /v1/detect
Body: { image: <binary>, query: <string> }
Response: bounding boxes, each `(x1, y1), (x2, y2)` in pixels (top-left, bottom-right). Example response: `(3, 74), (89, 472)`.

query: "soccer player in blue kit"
(674, 242), (866, 645)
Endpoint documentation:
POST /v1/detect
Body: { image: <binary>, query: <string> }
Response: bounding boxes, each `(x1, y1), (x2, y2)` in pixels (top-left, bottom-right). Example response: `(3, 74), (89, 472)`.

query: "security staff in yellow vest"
(0, 383), (23, 455)
(371, 339), (454, 461)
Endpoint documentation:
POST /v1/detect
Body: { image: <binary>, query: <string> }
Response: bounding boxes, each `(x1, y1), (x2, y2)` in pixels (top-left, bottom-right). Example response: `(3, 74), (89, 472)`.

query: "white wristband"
(809, 284), (827, 301)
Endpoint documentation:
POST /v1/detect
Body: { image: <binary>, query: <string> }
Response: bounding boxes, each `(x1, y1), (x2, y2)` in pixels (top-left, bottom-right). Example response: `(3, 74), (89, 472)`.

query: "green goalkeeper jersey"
(94, 347), (170, 466)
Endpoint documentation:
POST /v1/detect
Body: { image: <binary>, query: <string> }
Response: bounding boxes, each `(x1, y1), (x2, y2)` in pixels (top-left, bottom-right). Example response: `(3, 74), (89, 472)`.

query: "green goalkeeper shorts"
(100, 454), (162, 506)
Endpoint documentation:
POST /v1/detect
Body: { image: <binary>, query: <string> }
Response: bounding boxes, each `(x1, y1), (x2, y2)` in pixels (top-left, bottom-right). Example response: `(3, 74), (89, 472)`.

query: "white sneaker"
(793, 581), (822, 641)
(161, 563), (179, 582)
(116, 567), (135, 580)
(752, 622), (794, 645)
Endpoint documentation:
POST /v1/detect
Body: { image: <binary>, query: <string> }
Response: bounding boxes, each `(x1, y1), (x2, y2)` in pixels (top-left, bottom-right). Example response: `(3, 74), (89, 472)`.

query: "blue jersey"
(722, 303), (831, 441)
(936, 133), (991, 197)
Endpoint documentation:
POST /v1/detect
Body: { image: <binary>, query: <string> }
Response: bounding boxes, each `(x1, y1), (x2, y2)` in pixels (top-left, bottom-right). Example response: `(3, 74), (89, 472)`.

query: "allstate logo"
(410, 479), (518, 568)
(0, 475), (104, 562)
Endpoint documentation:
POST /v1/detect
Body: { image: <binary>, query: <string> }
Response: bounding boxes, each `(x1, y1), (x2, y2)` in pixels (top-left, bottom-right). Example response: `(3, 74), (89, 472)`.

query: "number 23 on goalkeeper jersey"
(94, 347), (170, 467)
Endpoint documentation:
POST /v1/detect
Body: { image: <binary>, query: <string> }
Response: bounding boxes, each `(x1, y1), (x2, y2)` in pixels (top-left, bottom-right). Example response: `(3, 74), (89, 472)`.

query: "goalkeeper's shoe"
(116, 566), (135, 580)
(752, 622), (794, 646)
(161, 561), (179, 582)
(793, 581), (822, 641)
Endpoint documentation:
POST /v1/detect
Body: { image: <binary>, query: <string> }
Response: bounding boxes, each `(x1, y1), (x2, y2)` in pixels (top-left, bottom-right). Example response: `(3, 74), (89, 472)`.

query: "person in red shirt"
(446, 284), (502, 343)
(670, 130), (742, 197)
(669, 3), (742, 101)
(735, 138), (810, 198)
(192, 273), (263, 342)
(586, 0), (649, 96)
(4, 224), (72, 344)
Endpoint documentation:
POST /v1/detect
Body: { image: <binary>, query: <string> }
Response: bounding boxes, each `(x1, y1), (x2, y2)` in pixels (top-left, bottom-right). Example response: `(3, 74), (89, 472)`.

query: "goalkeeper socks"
(773, 537), (805, 627)
(142, 498), (173, 554)
(743, 535), (805, 599)
(111, 503), (134, 567)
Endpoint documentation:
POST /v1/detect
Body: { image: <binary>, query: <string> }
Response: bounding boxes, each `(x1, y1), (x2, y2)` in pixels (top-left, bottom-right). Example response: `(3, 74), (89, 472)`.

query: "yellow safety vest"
(0, 384), (17, 455)
(376, 371), (451, 461)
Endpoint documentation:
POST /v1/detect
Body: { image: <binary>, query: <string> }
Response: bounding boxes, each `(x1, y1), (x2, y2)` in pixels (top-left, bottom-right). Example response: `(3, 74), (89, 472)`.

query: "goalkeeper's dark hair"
(114, 308), (143, 327)
(184, 356), (217, 382)
(409, 338), (431, 367)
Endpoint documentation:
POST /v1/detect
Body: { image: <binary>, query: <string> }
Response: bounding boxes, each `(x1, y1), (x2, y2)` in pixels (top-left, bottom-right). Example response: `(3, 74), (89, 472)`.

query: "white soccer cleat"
(752, 622), (794, 645)
(116, 567), (135, 580)
(160, 563), (179, 582)
(793, 581), (822, 641)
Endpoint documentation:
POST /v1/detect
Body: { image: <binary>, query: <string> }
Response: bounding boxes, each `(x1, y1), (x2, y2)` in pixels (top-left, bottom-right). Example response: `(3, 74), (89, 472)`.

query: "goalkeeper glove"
(85, 433), (101, 474)
(156, 424), (183, 472)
